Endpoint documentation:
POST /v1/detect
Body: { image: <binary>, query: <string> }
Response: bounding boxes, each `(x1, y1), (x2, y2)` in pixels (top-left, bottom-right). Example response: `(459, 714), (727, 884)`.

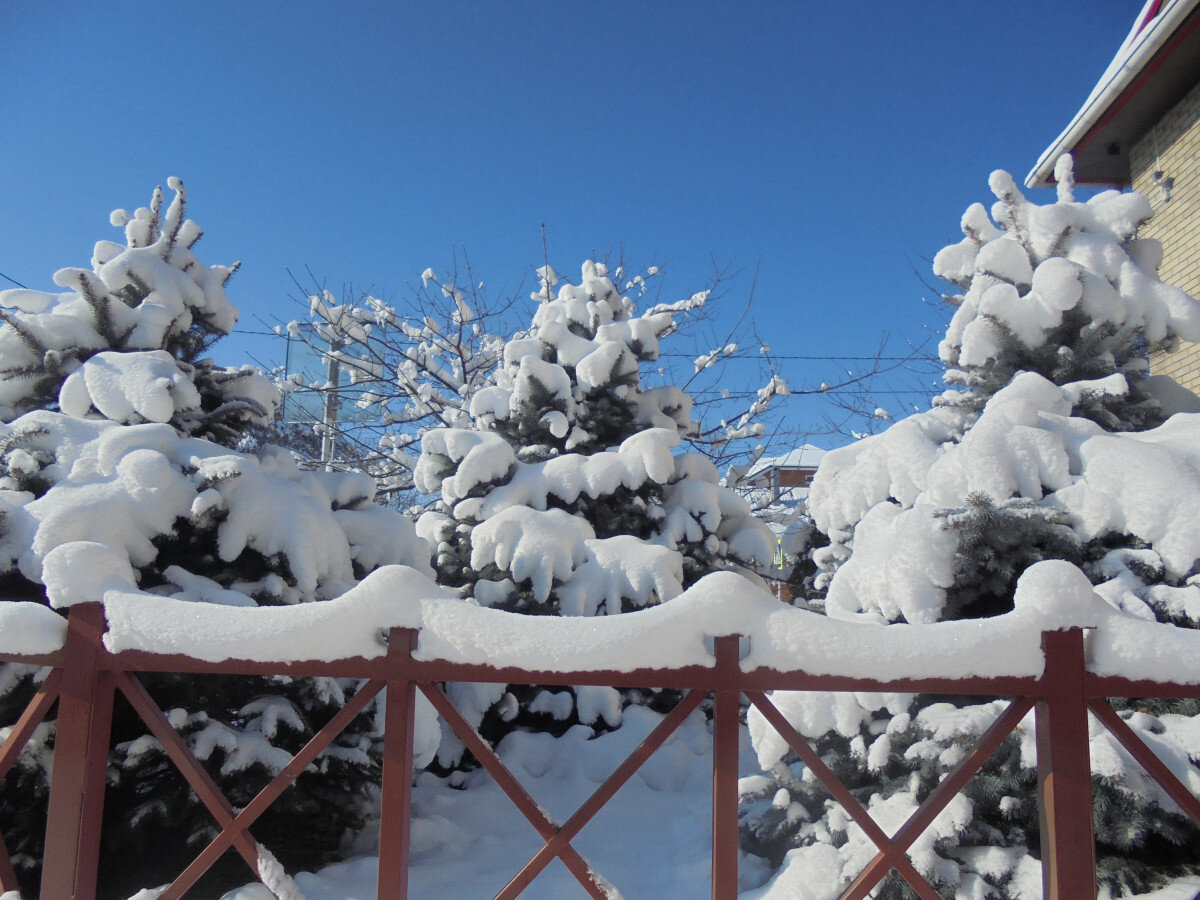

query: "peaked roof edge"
(745, 445), (827, 477)
(1026, 0), (1200, 189)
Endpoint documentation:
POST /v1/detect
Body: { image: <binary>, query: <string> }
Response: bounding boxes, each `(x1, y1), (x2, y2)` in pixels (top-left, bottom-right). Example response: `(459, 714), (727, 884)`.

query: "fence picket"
(40, 603), (113, 900)
(378, 627), (418, 900)
(711, 635), (742, 900)
(1037, 628), (1097, 899)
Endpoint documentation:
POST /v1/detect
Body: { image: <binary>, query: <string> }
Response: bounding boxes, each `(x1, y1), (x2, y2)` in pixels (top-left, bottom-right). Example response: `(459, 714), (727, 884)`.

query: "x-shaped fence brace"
(0, 668), (62, 889)
(2, 607), (1200, 898)
(746, 691), (1035, 900)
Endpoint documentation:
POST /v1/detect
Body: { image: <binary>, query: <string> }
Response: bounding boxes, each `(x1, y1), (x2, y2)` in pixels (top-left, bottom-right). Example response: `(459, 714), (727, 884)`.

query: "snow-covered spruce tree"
(293, 258), (799, 512)
(740, 158), (1200, 898)
(413, 261), (775, 762)
(0, 178), (278, 445)
(934, 156), (1186, 432)
(0, 182), (435, 895)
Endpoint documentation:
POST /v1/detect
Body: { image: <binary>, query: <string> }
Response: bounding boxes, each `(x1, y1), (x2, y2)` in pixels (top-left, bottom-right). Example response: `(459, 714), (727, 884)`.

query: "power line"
(0, 271), (29, 290)
(657, 352), (937, 362)
(230, 326), (938, 362)
(786, 388), (939, 396)
(229, 331), (938, 366)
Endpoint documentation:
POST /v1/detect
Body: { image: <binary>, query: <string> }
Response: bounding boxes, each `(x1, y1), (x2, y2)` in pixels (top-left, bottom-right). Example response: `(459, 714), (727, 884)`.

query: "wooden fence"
(1, 601), (1200, 898)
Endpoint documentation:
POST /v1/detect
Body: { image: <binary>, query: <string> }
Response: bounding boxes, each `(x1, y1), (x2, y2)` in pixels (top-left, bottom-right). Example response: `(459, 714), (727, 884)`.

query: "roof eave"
(1026, 0), (1200, 189)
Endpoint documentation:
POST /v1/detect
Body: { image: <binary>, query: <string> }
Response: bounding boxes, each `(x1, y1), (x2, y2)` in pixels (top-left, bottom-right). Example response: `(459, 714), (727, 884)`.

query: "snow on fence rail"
(2, 561), (1200, 898)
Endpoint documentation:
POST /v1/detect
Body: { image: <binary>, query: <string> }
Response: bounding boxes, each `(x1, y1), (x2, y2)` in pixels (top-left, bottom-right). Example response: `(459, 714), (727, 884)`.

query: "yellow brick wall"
(1131, 79), (1200, 393)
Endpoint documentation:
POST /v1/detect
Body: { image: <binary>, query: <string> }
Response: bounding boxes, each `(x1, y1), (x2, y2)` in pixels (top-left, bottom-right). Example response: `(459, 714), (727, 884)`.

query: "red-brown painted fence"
(1, 601), (1199, 898)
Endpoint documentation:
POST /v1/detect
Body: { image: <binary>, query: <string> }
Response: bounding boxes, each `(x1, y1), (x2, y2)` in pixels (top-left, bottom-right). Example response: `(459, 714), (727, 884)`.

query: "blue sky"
(3, 1), (1138, 444)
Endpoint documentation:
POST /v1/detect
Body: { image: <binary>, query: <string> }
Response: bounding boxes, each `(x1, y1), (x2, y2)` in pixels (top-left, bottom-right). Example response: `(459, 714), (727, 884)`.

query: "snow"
(470, 506), (593, 603)
(413, 428), (515, 501)
(254, 844), (305, 900)
(15, 549), (1196, 695)
(461, 429), (679, 519)
(744, 445), (826, 478)
(576, 340), (636, 391)
(748, 689), (911, 771)
(19, 424), (200, 577)
(42, 540), (138, 608)
(843, 791), (974, 888)
(512, 354), (573, 410)
(11, 443), (1200, 899)
(809, 372), (1200, 623)
(741, 843), (847, 900)
(334, 503), (432, 575)
(4, 411), (430, 606)
(397, 571), (770, 673)
(1112, 879), (1200, 900)
(936, 165), (1200, 373)
(7, 190), (1200, 897)
(0, 601), (67, 657)
(807, 404), (964, 539)
(0, 179), (278, 433)
(207, 731), (1194, 900)
(99, 564), (442, 662)
(821, 502), (956, 625)
(1143, 373), (1200, 415)
(559, 536), (683, 616)
(59, 350), (201, 424)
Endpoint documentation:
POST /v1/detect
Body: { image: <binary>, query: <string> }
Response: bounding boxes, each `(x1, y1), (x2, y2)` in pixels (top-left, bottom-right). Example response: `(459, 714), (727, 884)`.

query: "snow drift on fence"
(7, 543), (1198, 688)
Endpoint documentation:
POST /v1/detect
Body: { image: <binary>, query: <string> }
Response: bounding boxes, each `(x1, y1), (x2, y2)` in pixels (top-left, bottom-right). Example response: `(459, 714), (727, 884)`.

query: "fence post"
(1036, 627), (1096, 899)
(378, 627), (418, 900)
(41, 602), (114, 900)
(711, 635), (741, 900)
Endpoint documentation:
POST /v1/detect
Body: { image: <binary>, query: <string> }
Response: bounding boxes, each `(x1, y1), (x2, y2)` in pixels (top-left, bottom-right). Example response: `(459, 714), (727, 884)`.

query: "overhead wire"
(233, 329), (938, 365)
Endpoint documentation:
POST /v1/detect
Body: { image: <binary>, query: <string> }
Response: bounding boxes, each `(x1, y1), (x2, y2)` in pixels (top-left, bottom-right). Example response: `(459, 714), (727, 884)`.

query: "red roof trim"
(1135, 0), (1166, 36)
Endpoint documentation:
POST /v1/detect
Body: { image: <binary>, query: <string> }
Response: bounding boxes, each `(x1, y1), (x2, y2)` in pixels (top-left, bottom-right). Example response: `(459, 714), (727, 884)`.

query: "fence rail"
(1, 601), (1200, 898)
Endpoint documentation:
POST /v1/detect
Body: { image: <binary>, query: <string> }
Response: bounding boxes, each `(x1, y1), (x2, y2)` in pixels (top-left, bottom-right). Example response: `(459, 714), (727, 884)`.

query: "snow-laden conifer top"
(415, 260), (775, 631)
(936, 159), (1200, 379)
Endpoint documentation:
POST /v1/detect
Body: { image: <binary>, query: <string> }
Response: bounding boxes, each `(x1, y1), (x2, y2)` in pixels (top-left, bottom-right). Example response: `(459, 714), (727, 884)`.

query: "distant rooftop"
(746, 445), (826, 477)
(1027, 0), (1200, 188)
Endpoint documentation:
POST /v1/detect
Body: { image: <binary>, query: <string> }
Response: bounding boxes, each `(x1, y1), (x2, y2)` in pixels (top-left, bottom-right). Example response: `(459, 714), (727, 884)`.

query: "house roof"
(1026, 0), (1200, 188)
(746, 444), (826, 477)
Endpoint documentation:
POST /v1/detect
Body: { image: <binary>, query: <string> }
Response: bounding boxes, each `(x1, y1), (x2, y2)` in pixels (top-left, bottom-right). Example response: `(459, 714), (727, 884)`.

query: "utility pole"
(321, 338), (342, 470)
(279, 330), (294, 423)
